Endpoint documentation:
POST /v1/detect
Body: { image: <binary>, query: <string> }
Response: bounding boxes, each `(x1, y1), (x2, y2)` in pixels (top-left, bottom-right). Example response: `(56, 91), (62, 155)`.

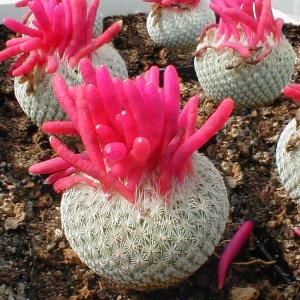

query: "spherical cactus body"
(275, 84), (300, 203)
(146, 0), (215, 48)
(194, 0), (296, 107)
(194, 35), (295, 107)
(61, 153), (228, 290)
(276, 118), (300, 203)
(14, 44), (127, 124)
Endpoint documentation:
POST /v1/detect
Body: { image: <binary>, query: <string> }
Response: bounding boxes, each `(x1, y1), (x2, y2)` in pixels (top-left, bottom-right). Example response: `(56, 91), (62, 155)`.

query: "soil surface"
(0, 14), (300, 300)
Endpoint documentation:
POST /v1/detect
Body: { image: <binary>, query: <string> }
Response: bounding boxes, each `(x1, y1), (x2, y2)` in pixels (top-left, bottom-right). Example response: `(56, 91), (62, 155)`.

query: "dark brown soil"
(0, 14), (300, 300)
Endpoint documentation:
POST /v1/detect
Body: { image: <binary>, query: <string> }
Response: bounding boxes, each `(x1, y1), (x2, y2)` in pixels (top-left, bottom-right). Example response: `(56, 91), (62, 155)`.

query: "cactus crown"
(143, 0), (200, 8)
(29, 60), (233, 205)
(197, 0), (284, 62)
(0, 0), (121, 77)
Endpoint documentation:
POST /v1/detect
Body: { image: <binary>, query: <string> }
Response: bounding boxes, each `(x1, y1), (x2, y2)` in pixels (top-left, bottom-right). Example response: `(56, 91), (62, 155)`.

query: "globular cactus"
(276, 84), (300, 203)
(61, 153), (228, 290)
(30, 61), (234, 290)
(13, 43), (127, 124)
(194, 0), (296, 107)
(0, 0), (127, 124)
(144, 0), (215, 48)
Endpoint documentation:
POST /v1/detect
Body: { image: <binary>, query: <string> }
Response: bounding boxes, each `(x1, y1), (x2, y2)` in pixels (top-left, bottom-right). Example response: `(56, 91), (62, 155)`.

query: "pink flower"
(282, 84), (300, 103)
(198, 0), (284, 61)
(29, 60), (233, 204)
(0, 0), (122, 77)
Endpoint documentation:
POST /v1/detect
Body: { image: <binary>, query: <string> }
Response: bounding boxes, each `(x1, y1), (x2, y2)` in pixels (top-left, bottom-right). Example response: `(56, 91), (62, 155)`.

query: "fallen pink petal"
(294, 228), (300, 238)
(218, 221), (254, 289)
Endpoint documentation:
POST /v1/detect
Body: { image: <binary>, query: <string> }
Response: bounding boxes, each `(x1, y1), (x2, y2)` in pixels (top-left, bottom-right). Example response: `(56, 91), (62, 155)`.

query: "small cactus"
(61, 153), (229, 290)
(145, 0), (215, 48)
(276, 84), (300, 203)
(0, 0), (127, 124)
(194, 0), (296, 107)
(30, 61), (233, 290)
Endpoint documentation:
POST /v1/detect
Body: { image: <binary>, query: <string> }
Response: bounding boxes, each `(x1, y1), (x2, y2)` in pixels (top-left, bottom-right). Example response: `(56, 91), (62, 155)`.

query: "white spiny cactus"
(14, 12), (125, 124)
(276, 118), (300, 203)
(193, 0), (297, 107)
(194, 33), (296, 107)
(146, 0), (215, 49)
(61, 154), (229, 291)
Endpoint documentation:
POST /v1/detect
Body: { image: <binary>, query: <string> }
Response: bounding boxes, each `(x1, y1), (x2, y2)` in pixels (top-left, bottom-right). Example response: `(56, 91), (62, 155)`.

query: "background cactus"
(194, 0), (296, 107)
(145, 0), (215, 48)
(14, 44), (127, 124)
(0, 0), (127, 124)
(276, 84), (300, 203)
(30, 62), (233, 290)
(276, 118), (300, 203)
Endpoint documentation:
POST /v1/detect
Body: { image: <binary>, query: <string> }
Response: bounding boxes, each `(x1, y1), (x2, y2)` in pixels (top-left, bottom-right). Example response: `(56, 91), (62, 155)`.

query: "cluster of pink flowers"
(0, 0), (121, 77)
(143, 0), (200, 7)
(29, 59), (233, 204)
(202, 0), (283, 60)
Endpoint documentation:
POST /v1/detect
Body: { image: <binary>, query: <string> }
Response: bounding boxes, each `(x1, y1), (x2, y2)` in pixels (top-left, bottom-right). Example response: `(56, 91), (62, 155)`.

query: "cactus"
(276, 84), (300, 203)
(145, 0), (215, 48)
(61, 153), (229, 290)
(0, 0), (127, 124)
(194, 0), (296, 107)
(14, 43), (127, 124)
(29, 62), (233, 290)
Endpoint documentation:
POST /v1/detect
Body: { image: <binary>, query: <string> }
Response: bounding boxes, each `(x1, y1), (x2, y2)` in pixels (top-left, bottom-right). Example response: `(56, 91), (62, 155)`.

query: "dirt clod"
(229, 287), (260, 300)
